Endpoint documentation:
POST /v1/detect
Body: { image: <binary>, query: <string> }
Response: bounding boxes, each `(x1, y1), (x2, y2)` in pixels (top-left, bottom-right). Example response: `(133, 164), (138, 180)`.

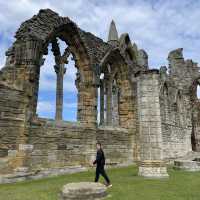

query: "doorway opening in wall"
(191, 83), (200, 151)
(36, 43), (56, 119)
(197, 85), (200, 99)
(97, 87), (100, 124)
(63, 51), (77, 122)
(98, 71), (120, 127)
(98, 73), (104, 126)
(36, 38), (77, 121)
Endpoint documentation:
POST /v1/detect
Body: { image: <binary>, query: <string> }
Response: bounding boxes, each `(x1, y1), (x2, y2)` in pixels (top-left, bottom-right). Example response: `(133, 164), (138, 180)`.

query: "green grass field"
(0, 165), (200, 200)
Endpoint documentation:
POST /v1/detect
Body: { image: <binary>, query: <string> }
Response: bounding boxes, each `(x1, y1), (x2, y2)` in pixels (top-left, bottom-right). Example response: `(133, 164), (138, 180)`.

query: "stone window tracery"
(36, 37), (78, 121)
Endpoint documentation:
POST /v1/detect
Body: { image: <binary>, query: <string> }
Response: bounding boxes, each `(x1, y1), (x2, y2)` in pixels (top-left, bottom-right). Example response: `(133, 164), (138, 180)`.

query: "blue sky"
(0, 0), (200, 120)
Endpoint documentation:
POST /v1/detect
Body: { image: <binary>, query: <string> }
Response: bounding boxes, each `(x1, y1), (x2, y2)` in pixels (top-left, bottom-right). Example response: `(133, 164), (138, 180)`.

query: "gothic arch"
(99, 48), (135, 128)
(190, 77), (200, 102)
(159, 82), (169, 97)
(159, 82), (170, 123)
(174, 90), (181, 103)
(2, 9), (108, 126)
(190, 77), (200, 151)
(119, 33), (137, 63)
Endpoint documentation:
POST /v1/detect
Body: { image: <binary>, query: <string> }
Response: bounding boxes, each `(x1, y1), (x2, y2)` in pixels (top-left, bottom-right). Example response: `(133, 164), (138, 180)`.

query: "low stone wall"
(21, 118), (134, 172)
(174, 160), (200, 171)
(97, 126), (134, 165)
(0, 166), (86, 184)
(26, 119), (96, 170)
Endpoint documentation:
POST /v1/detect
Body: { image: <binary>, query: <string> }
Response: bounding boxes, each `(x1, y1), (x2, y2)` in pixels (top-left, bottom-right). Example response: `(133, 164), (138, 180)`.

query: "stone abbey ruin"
(0, 9), (200, 182)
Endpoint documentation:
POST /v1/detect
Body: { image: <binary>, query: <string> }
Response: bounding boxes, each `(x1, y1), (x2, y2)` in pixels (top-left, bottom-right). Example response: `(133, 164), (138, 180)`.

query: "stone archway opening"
(197, 85), (200, 99)
(63, 53), (78, 122)
(23, 22), (98, 126)
(36, 38), (78, 121)
(99, 49), (135, 129)
(99, 67), (120, 127)
(4, 9), (104, 127)
(36, 42), (56, 119)
(191, 80), (200, 151)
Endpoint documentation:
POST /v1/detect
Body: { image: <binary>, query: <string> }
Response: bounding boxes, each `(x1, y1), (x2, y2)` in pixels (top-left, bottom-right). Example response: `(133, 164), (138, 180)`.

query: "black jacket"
(93, 149), (105, 167)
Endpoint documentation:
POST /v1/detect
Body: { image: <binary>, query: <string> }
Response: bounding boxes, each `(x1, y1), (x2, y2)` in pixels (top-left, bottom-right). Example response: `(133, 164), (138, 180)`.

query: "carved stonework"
(0, 9), (200, 182)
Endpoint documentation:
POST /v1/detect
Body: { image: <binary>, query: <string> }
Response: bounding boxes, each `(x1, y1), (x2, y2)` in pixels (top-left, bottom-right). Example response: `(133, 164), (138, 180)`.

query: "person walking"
(93, 142), (112, 187)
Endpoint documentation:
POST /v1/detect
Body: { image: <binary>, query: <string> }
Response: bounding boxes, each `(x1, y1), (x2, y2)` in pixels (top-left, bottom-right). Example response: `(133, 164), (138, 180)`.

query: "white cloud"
(37, 101), (54, 113)
(37, 100), (77, 113)
(0, 0), (200, 81)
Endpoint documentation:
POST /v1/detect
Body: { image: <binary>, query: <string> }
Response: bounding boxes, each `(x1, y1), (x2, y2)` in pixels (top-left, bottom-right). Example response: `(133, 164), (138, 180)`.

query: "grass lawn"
(0, 165), (200, 200)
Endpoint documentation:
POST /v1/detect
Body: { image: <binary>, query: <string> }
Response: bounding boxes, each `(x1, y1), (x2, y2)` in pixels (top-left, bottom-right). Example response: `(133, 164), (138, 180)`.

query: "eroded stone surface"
(138, 160), (169, 178)
(174, 160), (200, 172)
(60, 182), (107, 200)
(0, 9), (200, 182)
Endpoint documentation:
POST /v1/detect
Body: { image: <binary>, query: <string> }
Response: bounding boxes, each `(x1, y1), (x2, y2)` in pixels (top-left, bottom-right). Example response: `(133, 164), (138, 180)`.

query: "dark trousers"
(95, 166), (110, 184)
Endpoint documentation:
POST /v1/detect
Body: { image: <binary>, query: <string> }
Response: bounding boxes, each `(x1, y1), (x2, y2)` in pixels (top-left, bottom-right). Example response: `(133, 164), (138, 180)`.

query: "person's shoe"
(107, 183), (112, 188)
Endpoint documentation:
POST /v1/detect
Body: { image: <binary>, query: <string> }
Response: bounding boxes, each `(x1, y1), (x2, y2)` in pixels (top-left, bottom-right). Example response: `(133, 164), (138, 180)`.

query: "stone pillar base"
(138, 160), (169, 178)
(60, 182), (107, 200)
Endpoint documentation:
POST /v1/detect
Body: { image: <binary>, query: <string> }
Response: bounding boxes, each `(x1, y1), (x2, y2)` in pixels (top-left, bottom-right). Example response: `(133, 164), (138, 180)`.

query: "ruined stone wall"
(160, 92), (192, 159)
(25, 119), (96, 170)
(0, 83), (28, 173)
(0, 83), (26, 153)
(18, 118), (135, 171)
(192, 101), (200, 151)
(1, 8), (200, 180)
(97, 127), (134, 165)
(159, 49), (200, 159)
(0, 9), (136, 176)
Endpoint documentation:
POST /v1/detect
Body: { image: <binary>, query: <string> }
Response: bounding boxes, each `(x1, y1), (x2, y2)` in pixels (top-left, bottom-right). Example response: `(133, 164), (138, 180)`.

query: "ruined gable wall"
(159, 49), (200, 159)
(0, 9), (112, 175)
(160, 84), (192, 159)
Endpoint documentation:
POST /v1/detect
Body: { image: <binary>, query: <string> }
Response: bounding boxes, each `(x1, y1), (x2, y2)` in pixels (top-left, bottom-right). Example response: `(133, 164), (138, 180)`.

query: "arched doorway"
(191, 79), (200, 151)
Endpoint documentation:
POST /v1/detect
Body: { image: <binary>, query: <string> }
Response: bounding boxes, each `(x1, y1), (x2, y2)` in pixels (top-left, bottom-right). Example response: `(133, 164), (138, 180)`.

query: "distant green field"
(0, 165), (200, 200)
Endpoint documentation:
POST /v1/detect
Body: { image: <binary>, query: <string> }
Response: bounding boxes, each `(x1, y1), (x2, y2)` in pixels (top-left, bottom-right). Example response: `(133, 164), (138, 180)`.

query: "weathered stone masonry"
(0, 9), (200, 180)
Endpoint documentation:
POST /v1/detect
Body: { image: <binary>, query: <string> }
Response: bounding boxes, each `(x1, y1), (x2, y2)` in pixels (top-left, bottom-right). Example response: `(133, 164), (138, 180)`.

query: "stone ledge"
(97, 125), (128, 132)
(138, 160), (169, 178)
(139, 160), (167, 167)
(135, 69), (159, 77)
(0, 166), (87, 184)
(174, 160), (200, 171)
(60, 182), (107, 200)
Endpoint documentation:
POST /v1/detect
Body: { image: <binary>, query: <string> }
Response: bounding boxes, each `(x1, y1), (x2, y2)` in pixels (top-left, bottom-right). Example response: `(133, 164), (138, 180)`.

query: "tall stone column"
(100, 79), (105, 125)
(136, 70), (169, 178)
(106, 80), (112, 125)
(54, 63), (66, 121)
(51, 38), (69, 121)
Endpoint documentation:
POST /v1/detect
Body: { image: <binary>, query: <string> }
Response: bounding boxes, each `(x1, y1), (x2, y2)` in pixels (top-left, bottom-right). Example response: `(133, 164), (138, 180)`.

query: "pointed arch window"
(36, 38), (78, 122)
